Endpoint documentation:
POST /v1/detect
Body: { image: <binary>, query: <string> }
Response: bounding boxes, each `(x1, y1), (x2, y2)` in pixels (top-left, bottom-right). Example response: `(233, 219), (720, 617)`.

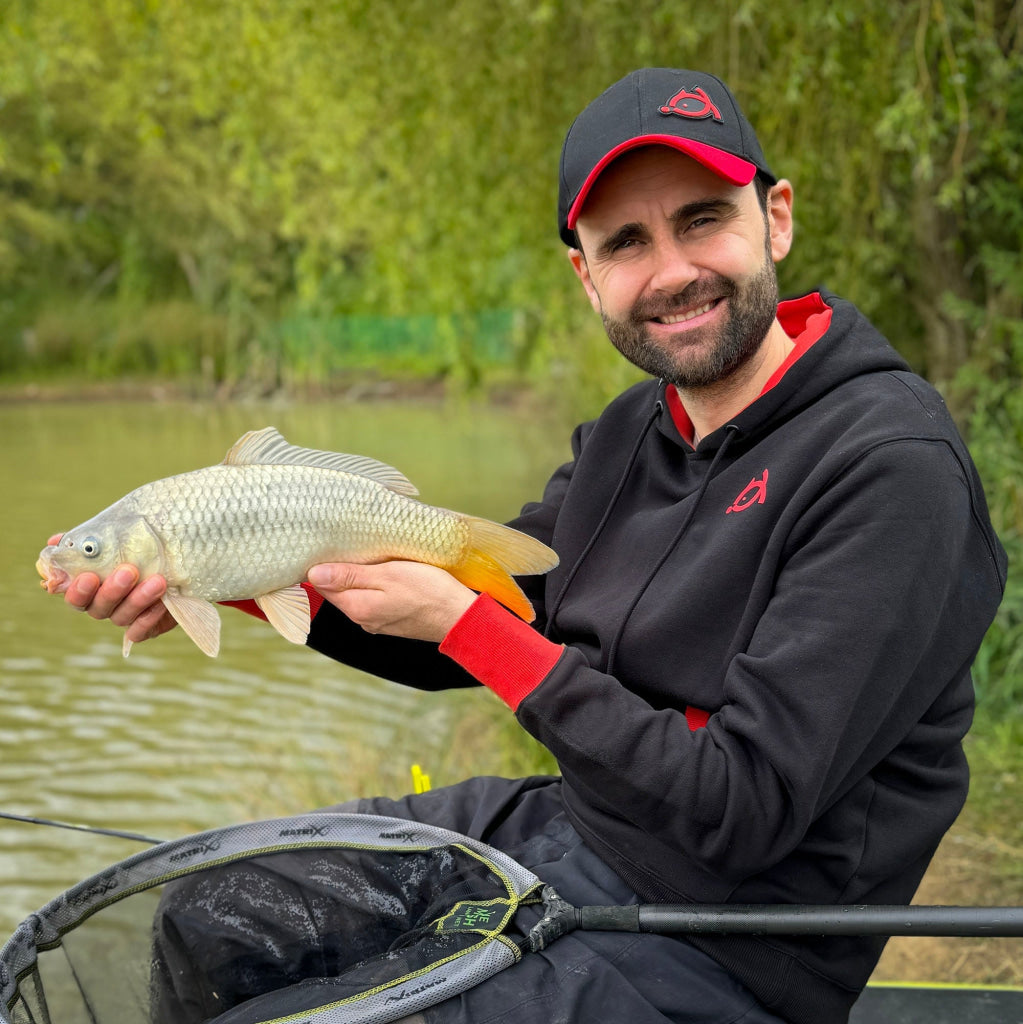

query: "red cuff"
(220, 583), (325, 631)
(439, 593), (563, 711)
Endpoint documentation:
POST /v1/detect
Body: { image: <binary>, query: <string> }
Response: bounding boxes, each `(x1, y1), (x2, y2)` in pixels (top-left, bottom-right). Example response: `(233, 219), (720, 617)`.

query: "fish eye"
(80, 537), (102, 558)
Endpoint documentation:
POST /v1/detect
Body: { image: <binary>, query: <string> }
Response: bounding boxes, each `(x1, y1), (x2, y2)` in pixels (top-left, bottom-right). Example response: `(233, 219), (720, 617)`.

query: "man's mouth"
(653, 300), (717, 325)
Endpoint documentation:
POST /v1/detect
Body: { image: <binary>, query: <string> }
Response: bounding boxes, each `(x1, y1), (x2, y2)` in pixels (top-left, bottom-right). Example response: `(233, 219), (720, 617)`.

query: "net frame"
(0, 813), (545, 1024)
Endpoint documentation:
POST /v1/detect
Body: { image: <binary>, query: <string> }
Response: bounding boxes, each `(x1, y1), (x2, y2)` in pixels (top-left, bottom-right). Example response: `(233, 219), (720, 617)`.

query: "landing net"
(0, 814), (545, 1024)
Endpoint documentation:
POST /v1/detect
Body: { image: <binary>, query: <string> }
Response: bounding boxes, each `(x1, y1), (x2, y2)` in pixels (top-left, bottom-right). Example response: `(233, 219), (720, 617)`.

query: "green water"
(0, 397), (565, 939)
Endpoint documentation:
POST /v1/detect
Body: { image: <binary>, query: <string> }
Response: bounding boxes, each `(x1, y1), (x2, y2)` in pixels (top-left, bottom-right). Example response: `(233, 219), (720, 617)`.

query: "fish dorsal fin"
(221, 427), (419, 496)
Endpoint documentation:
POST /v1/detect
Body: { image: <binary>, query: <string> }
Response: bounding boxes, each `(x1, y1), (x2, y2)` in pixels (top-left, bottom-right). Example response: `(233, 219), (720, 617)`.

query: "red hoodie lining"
(221, 582), (325, 623)
(667, 292), (832, 444)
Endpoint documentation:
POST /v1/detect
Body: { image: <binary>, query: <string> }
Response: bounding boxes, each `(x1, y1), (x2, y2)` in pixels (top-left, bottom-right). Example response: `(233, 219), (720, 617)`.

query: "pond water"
(0, 396), (565, 940)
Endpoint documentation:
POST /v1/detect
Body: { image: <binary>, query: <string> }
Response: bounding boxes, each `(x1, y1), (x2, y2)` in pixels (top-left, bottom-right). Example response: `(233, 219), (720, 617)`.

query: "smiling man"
(51, 69), (1006, 1024)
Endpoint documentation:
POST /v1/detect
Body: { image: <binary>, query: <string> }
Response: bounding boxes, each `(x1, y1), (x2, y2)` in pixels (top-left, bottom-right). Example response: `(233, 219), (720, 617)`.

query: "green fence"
(278, 310), (524, 375)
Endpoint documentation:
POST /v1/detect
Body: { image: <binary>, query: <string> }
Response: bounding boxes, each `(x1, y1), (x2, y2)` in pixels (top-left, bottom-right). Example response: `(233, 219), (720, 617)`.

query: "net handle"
(525, 886), (1023, 951)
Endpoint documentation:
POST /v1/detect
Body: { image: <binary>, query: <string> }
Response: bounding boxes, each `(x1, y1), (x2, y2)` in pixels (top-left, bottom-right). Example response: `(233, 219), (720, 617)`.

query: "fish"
(36, 427), (559, 658)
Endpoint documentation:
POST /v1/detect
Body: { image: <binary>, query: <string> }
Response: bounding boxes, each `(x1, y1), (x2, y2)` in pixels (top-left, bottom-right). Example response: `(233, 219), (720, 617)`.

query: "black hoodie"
(307, 291), (1008, 1023)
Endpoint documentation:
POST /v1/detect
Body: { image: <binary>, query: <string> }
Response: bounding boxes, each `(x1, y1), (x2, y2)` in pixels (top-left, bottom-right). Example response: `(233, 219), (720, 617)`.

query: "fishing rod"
(525, 885), (1023, 947)
(0, 810), (163, 845)
(1, 766), (433, 850)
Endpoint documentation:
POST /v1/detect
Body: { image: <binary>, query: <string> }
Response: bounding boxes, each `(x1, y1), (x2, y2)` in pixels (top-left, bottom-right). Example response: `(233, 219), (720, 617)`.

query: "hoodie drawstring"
(543, 400), (663, 640)
(603, 423), (740, 677)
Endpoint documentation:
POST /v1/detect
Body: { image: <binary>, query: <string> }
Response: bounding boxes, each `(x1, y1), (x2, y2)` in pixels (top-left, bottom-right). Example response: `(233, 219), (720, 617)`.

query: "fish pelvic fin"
(255, 584), (311, 645)
(222, 427), (418, 496)
(161, 590), (222, 657)
(449, 518), (559, 623)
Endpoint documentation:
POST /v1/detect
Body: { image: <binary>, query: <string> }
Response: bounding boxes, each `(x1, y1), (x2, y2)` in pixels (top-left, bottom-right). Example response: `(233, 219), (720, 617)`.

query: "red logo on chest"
(726, 469), (768, 513)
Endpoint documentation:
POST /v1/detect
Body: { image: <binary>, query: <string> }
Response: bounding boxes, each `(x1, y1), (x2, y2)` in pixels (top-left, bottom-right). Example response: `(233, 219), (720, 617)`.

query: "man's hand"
(45, 534), (177, 645)
(306, 561), (475, 643)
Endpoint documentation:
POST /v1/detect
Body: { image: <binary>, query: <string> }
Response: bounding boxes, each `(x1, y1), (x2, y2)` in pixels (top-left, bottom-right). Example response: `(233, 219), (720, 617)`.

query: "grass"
(226, 687), (557, 821)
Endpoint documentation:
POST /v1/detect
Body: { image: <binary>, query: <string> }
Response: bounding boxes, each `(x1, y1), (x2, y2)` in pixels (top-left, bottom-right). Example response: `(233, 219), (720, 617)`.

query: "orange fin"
(448, 517), (559, 622)
(449, 549), (537, 622)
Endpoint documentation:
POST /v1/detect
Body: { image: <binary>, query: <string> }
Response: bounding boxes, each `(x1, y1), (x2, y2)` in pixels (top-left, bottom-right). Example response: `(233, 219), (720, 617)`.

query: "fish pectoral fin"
(255, 585), (311, 646)
(161, 590), (222, 658)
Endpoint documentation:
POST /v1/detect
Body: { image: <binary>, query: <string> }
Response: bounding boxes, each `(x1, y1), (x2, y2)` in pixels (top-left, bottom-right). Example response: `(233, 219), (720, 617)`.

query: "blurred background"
(0, 0), (1019, 988)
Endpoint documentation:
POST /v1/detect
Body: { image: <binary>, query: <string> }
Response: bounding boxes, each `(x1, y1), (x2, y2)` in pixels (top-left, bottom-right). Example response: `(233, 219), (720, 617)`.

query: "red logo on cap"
(660, 87), (723, 122)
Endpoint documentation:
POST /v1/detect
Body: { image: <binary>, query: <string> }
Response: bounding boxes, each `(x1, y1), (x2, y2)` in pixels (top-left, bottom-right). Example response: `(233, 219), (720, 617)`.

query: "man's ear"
(766, 179), (794, 263)
(568, 247), (602, 314)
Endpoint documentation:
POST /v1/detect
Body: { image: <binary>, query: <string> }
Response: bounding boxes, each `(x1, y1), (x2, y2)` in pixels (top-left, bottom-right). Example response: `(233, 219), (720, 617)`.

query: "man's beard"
(600, 245), (779, 390)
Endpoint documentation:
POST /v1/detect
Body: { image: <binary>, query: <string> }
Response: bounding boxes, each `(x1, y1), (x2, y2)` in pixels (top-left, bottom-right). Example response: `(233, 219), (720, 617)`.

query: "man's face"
(569, 147), (792, 390)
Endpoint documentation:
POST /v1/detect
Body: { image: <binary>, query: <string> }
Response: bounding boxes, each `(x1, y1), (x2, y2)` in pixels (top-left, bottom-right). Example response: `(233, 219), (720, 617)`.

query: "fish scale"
(36, 427), (558, 657)
(130, 465), (469, 603)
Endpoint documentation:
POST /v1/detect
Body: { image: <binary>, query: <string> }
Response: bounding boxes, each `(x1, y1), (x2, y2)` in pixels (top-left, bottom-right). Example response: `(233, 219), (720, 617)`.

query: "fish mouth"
(36, 556), (70, 595)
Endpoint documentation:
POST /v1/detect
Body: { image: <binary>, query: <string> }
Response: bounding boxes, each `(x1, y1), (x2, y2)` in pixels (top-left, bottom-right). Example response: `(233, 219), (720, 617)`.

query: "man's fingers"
(64, 572), (102, 611)
(72, 565), (140, 619)
(108, 574), (168, 628)
(63, 565), (168, 628)
(124, 601), (176, 643)
(306, 561), (475, 643)
(46, 553), (173, 646)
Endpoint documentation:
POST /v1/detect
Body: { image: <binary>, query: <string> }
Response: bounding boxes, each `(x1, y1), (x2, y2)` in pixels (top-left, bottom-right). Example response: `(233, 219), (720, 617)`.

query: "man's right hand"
(47, 534), (177, 645)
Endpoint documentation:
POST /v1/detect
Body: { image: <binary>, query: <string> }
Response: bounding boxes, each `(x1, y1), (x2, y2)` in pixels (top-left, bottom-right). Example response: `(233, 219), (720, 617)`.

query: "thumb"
(307, 563), (373, 592)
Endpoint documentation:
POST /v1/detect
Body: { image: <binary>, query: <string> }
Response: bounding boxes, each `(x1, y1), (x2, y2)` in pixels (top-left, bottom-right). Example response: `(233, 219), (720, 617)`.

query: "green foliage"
(0, 0), (1017, 706)
(951, 326), (1023, 720)
(1, 0), (1019, 402)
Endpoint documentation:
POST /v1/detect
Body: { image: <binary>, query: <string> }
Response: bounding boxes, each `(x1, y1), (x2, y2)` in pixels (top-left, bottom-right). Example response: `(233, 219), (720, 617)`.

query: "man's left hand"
(306, 561), (475, 643)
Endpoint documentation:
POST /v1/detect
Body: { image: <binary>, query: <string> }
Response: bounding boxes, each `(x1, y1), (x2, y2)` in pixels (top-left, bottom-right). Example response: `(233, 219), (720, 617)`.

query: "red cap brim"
(565, 135), (758, 233)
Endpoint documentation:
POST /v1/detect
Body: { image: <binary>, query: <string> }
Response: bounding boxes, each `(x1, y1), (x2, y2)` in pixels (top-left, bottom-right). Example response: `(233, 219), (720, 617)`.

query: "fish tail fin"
(449, 518), (559, 623)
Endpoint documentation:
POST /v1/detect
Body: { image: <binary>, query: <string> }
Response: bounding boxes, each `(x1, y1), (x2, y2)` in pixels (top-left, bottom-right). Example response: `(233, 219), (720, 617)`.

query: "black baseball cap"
(558, 68), (776, 246)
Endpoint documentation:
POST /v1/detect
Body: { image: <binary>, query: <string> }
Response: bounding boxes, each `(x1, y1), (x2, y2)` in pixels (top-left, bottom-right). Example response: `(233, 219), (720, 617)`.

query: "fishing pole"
(0, 810), (163, 845)
(525, 885), (1023, 948)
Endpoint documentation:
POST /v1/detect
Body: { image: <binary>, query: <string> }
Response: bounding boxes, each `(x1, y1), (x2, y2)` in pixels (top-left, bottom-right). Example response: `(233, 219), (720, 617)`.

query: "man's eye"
(610, 237), (641, 252)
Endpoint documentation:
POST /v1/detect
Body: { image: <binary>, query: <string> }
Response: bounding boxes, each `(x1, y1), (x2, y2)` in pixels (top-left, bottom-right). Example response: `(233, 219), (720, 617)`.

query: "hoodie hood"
(657, 291), (913, 452)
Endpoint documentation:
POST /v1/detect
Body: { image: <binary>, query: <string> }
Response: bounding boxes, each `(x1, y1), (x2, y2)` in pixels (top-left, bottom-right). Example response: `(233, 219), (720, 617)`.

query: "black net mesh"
(0, 815), (544, 1024)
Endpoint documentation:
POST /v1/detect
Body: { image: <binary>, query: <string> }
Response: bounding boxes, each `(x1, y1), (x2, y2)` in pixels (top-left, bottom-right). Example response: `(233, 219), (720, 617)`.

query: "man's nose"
(647, 239), (699, 296)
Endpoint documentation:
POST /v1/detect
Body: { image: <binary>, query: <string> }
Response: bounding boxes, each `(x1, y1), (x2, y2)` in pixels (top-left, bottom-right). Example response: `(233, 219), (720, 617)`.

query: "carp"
(36, 427), (558, 657)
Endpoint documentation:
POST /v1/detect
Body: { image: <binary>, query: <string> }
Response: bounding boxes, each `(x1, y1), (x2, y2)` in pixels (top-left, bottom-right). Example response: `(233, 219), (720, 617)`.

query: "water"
(0, 397), (564, 940)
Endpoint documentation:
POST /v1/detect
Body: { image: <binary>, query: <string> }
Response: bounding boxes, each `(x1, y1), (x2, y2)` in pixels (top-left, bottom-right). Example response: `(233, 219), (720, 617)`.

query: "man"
(52, 69), (1006, 1023)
